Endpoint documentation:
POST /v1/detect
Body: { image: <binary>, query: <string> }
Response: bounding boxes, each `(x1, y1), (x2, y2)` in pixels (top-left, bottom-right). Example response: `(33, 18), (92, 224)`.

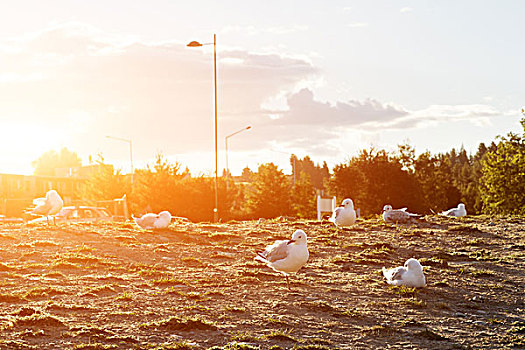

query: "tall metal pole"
(129, 140), (134, 185)
(106, 136), (133, 185)
(225, 126), (251, 192)
(225, 137), (229, 192)
(213, 34), (219, 222)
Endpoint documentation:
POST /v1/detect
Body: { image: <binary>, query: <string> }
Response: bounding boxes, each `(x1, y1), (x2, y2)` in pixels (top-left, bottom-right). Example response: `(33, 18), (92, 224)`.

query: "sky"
(0, 0), (523, 177)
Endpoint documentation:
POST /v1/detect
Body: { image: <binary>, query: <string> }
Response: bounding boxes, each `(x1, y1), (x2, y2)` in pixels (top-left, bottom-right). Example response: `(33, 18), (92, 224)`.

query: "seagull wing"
(440, 208), (455, 216)
(385, 210), (409, 223)
(329, 207), (343, 223)
(391, 267), (406, 280)
(134, 213), (158, 229)
(383, 266), (406, 282)
(33, 197), (46, 206)
(259, 240), (290, 263)
(153, 215), (170, 229)
(31, 198), (52, 215)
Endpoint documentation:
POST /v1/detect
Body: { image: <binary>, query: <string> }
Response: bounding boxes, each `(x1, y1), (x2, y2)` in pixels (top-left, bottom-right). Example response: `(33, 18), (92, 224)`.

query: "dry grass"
(0, 216), (523, 349)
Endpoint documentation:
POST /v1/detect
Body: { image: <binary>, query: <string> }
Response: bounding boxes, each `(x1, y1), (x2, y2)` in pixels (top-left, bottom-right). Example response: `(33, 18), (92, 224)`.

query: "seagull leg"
(46, 216), (49, 225)
(286, 275), (290, 290)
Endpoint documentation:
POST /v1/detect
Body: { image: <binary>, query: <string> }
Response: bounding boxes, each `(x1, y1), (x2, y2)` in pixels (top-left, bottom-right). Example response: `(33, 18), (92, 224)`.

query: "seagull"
(329, 198), (356, 227)
(255, 229), (309, 290)
(29, 190), (64, 225)
(440, 203), (467, 217)
(382, 204), (421, 224)
(382, 258), (426, 288)
(132, 211), (172, 230)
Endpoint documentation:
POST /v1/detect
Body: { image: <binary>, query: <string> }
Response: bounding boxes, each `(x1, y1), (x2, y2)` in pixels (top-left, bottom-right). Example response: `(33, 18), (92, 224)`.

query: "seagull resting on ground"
(382, 258), (426, 288)
(29, 190), (64, 225)
(382, 205), (421, 224)
(132, 210), (172, 230)
(329, 198), (356, 227)
(255, 229), (309, 290)
(440, 203), (467, 217)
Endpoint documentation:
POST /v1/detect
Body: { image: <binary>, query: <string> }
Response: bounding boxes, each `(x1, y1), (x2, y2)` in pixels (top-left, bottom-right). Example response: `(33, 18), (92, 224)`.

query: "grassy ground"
(0, 215), (523, 349)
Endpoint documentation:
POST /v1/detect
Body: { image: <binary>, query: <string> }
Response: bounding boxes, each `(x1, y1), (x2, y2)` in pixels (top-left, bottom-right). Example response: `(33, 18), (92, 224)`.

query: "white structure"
(317, 195), (336, 220)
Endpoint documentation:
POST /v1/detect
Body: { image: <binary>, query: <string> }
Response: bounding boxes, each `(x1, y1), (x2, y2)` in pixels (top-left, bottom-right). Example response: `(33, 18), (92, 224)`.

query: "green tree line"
(37, 118), (525, 220)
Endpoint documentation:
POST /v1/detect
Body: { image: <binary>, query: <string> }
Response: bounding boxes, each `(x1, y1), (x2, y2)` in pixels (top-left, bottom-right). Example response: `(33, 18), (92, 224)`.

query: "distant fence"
(317, 195), (336, 220)
(94, 195), (129, 221)
(1, 195), (129, 221)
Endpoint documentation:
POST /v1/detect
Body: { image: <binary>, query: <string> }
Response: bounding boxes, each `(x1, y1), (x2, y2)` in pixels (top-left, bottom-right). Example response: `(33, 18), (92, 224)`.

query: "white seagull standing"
(132, 211), (172, 230)
(329, 198), (357, 227)
(382, 258), (426, 288)
(30, 190), (64, 225)
(441, 203), (467, 217)
(382, 205), (421, 224)
(255, 229), (309, 290)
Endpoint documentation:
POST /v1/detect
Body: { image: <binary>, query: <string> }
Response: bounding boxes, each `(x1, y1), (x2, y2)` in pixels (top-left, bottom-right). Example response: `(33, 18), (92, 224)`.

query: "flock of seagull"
(27, 190), (467, 290)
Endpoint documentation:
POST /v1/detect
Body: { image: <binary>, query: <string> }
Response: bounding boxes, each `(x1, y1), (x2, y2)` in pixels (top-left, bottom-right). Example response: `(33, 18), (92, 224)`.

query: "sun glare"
(1, 123), (63, 173)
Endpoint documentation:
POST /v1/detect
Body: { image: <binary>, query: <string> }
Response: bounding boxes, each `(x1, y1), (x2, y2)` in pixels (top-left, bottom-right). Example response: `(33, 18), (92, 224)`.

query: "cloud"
(400, 7), (413, 13)
(269, 89), (501, 131)
(347, 22), (368, 28)
(0, 22), (318, 163)
(268, 88), (408, 127)
(0, 22), (506, 174)
(221, 24), (308, 36)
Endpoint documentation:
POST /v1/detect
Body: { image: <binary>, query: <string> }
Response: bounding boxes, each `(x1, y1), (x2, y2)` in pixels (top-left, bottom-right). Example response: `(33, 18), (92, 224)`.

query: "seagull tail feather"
(254, 252), (269, 264)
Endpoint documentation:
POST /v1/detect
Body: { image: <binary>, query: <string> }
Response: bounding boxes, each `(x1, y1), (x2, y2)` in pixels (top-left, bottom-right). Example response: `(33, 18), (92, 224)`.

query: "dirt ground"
(0, 215), (523, 349)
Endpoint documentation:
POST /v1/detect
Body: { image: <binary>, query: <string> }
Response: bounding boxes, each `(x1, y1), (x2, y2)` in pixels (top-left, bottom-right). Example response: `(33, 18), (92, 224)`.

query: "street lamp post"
(187, 34), (219, 222)
(225, 126), (251, 191)
(106, 136), (134, 184)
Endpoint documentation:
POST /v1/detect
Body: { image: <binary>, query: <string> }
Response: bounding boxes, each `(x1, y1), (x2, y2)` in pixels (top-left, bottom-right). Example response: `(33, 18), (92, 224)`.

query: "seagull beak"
(287, 239), (296, 245)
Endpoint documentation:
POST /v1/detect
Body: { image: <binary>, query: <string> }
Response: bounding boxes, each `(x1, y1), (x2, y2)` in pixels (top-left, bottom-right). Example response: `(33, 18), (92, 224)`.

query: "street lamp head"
(187, 41), (203, 47)
(246, 126), (252, 130)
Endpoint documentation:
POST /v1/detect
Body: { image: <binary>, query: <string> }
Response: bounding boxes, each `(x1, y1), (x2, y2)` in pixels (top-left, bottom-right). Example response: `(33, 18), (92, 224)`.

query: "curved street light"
(106, 135), (133, 184)
(225, 126), (251, 191)
(187, 34), (219, 222)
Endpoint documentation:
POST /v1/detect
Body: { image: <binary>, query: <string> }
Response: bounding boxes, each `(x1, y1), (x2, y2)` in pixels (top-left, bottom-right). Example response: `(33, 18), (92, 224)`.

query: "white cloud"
(0, 22), (318, 164)
(347, 22), (368, 28)
(268, 88), (408, 127)
(221, 24), (308, 36)
(0, 22), (507, 174)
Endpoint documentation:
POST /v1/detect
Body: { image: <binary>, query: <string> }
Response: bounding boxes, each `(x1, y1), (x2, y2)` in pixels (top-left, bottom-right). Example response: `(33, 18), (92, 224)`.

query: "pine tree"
(80, 155), (129, 202)
(246, 163), (292, 218)
(291, 171), (316, 218)
(480, 119), (525, 214)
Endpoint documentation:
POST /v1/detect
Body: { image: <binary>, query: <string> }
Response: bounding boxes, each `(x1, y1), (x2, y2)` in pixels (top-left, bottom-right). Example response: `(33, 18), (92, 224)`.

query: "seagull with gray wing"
(28, 190), (64, 225)
(440, 203), (467, 217)
(329, 198), (356, 228)
(382, 204), (421, 224)
(255, 229), (309, 290)
(382, 258), (426, 288)
(132, 210), (172, 230)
